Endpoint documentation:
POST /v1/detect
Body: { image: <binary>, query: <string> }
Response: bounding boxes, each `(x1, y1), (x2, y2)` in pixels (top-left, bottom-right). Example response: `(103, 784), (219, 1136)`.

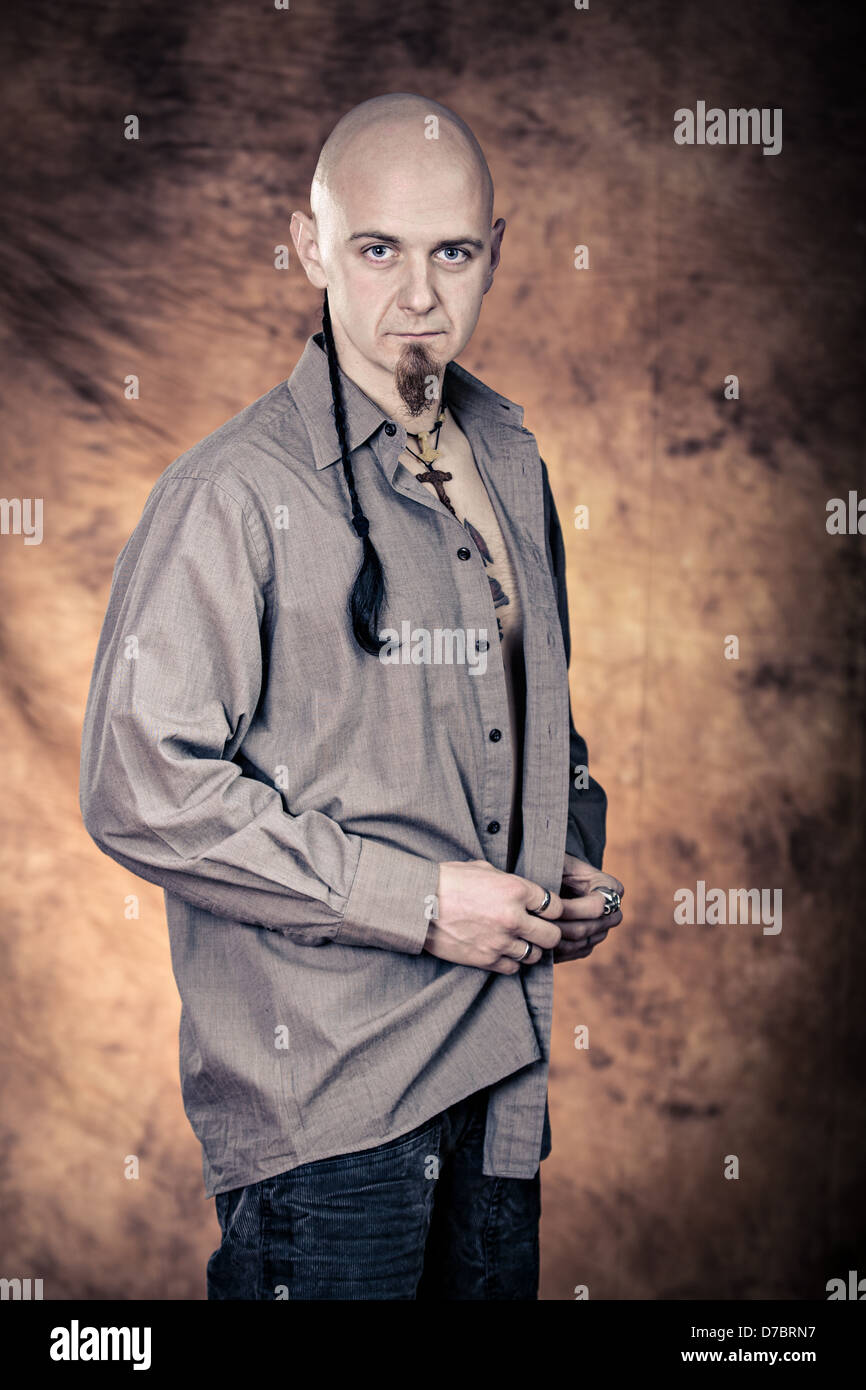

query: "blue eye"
(361, 244), (470, 263)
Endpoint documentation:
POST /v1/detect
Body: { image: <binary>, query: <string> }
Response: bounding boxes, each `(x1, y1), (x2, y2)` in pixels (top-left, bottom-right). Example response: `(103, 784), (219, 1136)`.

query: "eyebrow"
(348, 231), (486, 251)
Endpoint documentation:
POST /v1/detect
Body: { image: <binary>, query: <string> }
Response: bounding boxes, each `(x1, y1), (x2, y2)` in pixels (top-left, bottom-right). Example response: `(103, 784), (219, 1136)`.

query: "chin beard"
(394, 340), (440, 417)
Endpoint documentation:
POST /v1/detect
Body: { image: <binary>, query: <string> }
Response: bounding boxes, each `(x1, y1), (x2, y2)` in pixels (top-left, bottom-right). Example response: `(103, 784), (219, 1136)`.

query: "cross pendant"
(415, 468), (457, 516)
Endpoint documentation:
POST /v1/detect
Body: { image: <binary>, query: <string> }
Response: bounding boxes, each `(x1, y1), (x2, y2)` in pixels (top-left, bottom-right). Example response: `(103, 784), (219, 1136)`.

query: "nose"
(395, 255), (439, 317)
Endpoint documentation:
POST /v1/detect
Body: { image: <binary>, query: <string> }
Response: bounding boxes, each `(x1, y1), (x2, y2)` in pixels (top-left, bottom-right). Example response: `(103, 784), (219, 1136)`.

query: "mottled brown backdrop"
(1, 0), (863, 1300)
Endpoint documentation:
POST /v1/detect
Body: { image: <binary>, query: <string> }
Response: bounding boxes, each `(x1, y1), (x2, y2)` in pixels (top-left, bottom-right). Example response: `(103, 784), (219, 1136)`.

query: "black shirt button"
(476, 638), (489, 652)
(489, 728), (502, 741)
(487, 820), (501, 834)
(457, 547), (471, 560)
(384, 422), (397, 436)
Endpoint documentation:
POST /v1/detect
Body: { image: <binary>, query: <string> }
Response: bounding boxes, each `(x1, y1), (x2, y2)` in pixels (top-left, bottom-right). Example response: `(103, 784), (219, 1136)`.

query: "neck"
(327, 318), (447, 435)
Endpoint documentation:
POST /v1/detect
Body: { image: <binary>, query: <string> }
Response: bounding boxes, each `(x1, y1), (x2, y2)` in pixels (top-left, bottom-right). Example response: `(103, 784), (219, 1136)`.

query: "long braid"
(321, 290), (386, 656)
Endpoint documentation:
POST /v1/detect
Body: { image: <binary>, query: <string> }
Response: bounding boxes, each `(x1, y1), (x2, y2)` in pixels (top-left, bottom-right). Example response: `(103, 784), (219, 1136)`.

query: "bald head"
(311, 92), (494, 234)
(291, 91), (505, 425)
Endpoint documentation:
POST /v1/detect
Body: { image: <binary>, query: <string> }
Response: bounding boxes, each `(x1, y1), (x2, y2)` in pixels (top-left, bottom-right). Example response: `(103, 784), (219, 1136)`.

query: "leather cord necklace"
(403, 391), (458, 519)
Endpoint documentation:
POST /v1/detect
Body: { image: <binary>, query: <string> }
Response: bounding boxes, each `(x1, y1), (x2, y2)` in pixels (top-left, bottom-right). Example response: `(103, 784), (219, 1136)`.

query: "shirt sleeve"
(539, 457), (608, 870)
(78, 474), (439, 953)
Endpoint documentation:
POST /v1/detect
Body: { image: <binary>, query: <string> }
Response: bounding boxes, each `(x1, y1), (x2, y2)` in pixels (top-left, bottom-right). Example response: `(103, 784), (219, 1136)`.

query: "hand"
(424, 859), (564, 974)
(553, 853), (624, 963)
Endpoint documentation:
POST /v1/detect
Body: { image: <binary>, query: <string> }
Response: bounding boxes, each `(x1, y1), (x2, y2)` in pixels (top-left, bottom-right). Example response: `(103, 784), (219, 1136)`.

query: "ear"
(482, 217), (506, 296)
(290, 211), (328, 290)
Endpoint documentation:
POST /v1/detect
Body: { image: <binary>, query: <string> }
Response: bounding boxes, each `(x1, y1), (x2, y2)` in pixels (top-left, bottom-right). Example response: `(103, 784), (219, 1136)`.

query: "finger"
(577, 924), (614, 953)
(589, 883), (624, 912)
(584, 906), (621, 926)
(590, 873), (624, 897)
(514, 915), (563, 950)
(515, 883), (565, 949)
(490, 947), (542, 974)
(558, 910), (621, 944)
(503, 941), (543, 967)
(559, 894), (623, 922)
(561, 871), (624, 900)
(518, 879), (564, 921)
(557, 942), (594, 960)
(586, 928), (610, 946)
(567, 900), (619, 934)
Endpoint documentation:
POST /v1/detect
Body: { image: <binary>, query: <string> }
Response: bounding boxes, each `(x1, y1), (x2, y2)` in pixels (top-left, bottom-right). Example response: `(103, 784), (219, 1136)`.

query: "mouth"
(390, 331), (445, 338)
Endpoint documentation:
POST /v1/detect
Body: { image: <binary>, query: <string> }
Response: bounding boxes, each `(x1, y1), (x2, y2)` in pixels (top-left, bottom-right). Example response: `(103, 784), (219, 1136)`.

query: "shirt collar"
(286, 331), (526, 470)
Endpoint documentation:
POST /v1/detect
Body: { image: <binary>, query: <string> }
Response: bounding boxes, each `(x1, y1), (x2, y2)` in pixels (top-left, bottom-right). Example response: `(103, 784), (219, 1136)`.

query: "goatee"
(394, 340), (440, 417)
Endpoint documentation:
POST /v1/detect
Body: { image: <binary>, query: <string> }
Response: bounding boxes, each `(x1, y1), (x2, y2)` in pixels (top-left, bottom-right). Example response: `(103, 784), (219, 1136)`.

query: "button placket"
(457, 518), (520, 864)
(391, 445), (517, 861)
(372, 419), (532, 868)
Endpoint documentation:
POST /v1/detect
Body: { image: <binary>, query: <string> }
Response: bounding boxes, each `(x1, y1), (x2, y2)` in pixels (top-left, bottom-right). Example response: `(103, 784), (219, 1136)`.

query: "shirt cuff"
(335, 837), (441, 953)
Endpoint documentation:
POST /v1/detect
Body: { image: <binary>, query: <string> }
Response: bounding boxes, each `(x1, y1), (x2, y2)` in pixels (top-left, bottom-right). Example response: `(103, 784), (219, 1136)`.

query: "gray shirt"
(79, 331), (607, 1198)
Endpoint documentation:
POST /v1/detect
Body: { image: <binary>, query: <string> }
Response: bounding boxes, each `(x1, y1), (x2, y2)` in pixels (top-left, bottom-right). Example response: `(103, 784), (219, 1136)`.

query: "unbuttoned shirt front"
(78, 331), (608, 1199)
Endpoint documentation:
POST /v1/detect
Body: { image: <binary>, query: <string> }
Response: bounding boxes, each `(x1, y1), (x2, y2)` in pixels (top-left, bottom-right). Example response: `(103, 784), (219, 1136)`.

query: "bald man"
(80, 91), (622, 1300)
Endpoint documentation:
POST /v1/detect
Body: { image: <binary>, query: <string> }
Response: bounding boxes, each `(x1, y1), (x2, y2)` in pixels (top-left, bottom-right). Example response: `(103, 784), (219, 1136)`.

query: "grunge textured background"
(1, 0), (863, 1299)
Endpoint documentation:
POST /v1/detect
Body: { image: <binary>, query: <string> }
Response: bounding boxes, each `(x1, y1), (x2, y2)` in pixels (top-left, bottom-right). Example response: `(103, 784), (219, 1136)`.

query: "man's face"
(307, 129), (503, 404)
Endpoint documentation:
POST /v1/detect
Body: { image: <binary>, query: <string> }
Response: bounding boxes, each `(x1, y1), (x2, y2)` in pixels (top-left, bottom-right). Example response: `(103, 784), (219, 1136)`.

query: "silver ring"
(596, 887), (621, 916)
(517, 939), (532, 962)
(526, 887), (551, 917)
